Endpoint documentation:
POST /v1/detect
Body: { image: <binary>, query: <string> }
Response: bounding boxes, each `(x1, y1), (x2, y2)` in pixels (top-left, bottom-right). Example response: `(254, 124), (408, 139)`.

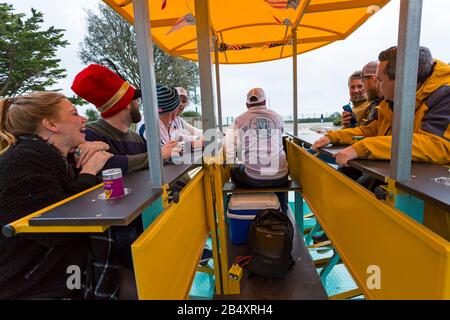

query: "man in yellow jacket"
(313, 46), (450, 166)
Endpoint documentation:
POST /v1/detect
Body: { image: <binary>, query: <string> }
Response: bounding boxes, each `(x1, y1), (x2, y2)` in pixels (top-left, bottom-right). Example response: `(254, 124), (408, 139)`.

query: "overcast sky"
(10, 0), (450, 119)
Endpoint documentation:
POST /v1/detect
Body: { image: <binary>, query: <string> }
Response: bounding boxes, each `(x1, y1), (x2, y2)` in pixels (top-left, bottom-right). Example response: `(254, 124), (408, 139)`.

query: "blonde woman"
(0, 92), (132, 299)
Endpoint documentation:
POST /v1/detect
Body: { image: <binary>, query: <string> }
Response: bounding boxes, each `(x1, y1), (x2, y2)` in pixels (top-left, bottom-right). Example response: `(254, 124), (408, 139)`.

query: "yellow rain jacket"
(353, 100), (372, 125)
(326, 60), (450, 164)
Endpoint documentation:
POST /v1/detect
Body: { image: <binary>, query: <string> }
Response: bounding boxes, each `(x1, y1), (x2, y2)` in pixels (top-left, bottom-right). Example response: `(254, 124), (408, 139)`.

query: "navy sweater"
(86, 119), (148, 174)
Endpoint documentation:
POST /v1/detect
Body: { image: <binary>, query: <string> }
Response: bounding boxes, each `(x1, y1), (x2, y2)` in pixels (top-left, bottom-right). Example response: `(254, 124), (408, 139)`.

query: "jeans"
(230, 165), (289, 213)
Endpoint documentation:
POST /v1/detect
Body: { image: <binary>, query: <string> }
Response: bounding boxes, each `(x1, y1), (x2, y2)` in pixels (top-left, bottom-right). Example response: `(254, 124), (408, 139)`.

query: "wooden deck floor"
(215, 210), (327, 300)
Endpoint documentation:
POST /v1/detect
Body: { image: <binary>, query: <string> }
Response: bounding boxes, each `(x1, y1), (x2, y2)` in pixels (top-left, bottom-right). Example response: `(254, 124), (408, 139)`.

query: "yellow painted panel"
(13, 225), (107, 235)
(131, 170), (209, 299)
(287, 141), (450, 299)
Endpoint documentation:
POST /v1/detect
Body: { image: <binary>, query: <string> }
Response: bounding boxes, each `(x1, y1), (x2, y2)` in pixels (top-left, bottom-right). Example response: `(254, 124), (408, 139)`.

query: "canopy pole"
(133, 0), (164, 187)
(390, 0), (423, 181)
(195, 0), (216, 132)
(292, 29), (298, 136)
(290, 0), (311, 136)
(214, 38), (223, 133)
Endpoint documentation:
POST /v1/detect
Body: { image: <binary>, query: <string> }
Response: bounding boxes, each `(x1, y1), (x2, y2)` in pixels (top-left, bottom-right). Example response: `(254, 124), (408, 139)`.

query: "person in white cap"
(225, 88), (289, 212)
(172, 87), (203, 142)
(138, 86), (203, 153)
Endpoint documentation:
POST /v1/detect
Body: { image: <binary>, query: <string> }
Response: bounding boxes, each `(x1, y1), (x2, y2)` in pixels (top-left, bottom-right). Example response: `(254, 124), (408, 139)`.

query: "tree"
(68, 95), (89, 107)
(181, 110), (201, 118)
(85, 108), (100, 122)
(79, 3), (199, 98)
(0, 3), (68, 97)
(332, 112), (342, 126)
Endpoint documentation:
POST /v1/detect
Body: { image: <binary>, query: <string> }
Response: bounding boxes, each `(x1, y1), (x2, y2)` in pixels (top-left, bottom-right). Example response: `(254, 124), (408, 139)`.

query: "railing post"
(214, 38), (223, 133)
(133, 0), (164, 187)
(390, 0), (423, 181)
(292, 29), (298, 136)
(195, 0), (217, 132)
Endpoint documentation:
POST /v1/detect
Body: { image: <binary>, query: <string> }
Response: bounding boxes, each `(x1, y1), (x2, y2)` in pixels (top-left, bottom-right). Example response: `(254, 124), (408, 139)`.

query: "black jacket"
(0, 136), (116, 299)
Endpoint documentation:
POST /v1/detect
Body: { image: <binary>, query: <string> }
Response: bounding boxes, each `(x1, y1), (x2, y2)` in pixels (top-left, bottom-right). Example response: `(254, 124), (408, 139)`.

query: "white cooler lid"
(228, 193), (280, 211)
(226, 212), (256, 220)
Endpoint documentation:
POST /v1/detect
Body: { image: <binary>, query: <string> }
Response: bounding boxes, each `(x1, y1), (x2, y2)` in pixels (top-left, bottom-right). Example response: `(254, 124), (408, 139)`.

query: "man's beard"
(130, 104), (142, 123)
(351, 93), (367, 105)
(367, 88), (379, 101)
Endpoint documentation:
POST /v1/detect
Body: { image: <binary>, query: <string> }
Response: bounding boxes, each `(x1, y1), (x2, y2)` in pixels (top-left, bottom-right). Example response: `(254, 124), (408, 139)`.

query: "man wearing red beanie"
(72, 64), (180, 275)
(72, 64), (176, 174)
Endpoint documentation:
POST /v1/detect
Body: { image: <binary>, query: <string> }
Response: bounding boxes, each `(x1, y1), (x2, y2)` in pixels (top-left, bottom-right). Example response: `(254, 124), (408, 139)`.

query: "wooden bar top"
(396, 163), (450, 212)
(164, 155), (203, 185)
(286, 131), (323, 148)
(30, 170), (163, 226)
(287, 132), (449, 211)
(29, 155), (203, 227)
(349, 159), (390, 182)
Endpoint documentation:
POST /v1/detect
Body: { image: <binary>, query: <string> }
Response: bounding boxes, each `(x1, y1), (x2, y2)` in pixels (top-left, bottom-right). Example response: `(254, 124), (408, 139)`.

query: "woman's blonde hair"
(0, 92), (66, 155)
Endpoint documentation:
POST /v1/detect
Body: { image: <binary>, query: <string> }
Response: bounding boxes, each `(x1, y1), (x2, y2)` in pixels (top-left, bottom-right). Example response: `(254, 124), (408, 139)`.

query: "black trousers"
(338, 166), (383, 190)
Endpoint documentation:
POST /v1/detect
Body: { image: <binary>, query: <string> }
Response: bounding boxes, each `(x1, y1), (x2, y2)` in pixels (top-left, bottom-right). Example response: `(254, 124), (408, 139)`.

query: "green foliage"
(332, 112), (342, 126)
(85, 108), (100, 122)
(181, 110), (201, 118)
(79, 3), (200, 98)
(0, 3), (68, 97)
(67, 95), (89, 106)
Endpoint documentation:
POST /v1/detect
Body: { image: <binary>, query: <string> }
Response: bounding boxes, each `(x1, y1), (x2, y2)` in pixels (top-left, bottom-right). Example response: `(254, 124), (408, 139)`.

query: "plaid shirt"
(83, 229), (120, 300)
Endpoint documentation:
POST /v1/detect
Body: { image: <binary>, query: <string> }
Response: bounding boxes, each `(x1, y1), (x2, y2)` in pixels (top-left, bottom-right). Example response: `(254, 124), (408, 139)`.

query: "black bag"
(247, 209), (295, 277)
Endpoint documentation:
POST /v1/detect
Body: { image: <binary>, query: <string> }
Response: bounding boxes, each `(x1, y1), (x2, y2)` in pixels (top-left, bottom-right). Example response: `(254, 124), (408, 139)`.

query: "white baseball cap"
(246, 88), (266, 105)
(176, 87), (188, 97)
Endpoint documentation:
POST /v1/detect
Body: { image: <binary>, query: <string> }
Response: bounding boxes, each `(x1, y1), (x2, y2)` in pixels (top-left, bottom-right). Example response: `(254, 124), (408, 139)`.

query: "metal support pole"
(390, 0), (423, 181)
(294, 191), (303, 238)
(214, 38), (223, 133)
(133, 0), (164, 187)
(195, 0), (217, 132)
(292, 29), (298, 136)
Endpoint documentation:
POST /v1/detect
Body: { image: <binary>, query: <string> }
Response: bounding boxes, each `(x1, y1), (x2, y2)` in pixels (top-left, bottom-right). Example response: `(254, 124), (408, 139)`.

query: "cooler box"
(227, 193), (280, 245)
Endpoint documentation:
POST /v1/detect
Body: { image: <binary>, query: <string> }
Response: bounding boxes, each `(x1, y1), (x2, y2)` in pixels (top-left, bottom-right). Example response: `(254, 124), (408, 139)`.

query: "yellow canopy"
(103, 0), (390, 64)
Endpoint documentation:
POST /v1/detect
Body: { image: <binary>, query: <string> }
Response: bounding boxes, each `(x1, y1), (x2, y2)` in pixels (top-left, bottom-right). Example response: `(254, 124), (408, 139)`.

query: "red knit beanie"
(71, 64), (136, 118)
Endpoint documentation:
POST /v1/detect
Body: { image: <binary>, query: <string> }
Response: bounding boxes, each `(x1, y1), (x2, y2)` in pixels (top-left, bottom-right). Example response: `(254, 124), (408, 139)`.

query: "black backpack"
(247, 209), (295, 277)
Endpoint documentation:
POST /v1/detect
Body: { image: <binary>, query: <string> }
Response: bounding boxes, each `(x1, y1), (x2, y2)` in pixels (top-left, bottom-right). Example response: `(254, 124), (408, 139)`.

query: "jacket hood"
(416, 59), (450, 104)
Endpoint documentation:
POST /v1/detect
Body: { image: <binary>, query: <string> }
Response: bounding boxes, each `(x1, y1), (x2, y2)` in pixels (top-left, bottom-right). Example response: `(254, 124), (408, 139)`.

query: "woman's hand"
(75, 141), (110, 169)
(79, 150), (113, 175)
